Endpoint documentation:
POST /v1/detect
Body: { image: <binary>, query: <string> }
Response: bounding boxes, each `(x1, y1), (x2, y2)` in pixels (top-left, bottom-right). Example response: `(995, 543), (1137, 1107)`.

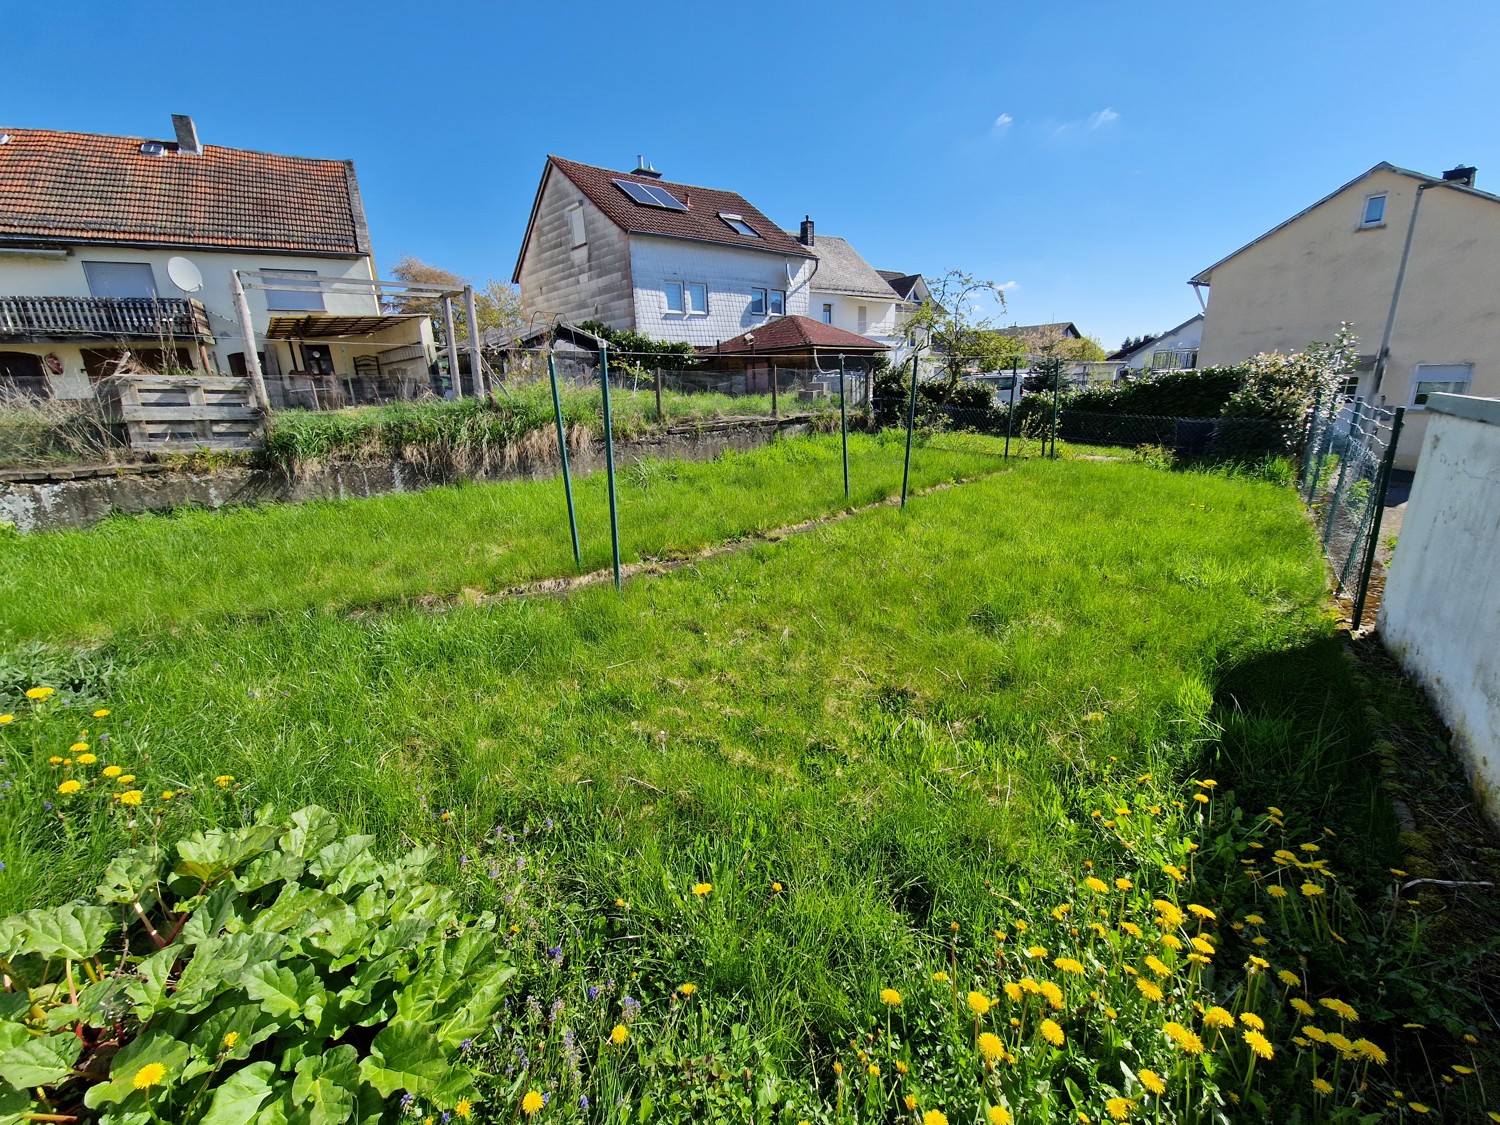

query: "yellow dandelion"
(454, 1099), (473, 1119)
(1135, 978), (1163, 1003)
(1327, 1032), (1353, 1053)
(1351, 1039), (1386, 1064)
(896, 1061), (908, 1075)
(1120, 921), (1142, 938)
(119, 790), (143, 806)
(1139, 1069), (1165, 1096)
(1190, 936), (1216, 956)
(1025, 945), (1048, 959)
(1039, 981), (1064, 1010)
(1153, 900), (1185, 927)
(1291, 998), (1316, 1017)
(967, 991), (993, 1016)
(1319, 998), (1358, 1022)
(1002, 981), (1023, 1003)
(923, 1112), (948, 1125)
(1304, 1026), (1328, 1043)
(1278, 969), (1300, 987)
(1144, 955), (1170, 978)
(1159, 934), (1182, 951)
(978, 1032), (1004, 1061)
(0, 715), (12, 724)
(1312, 1077), (1333, 1094)
(56, 779), (82, 795)
(1204, 1006), (1235, 1028)
(1267, 885), (1289, 899)
(1454, 1065), (1475, 1075)
(1193, 793), (1210, 804)
(1187, 904), (1215, 920)
(1040, 1019), (1065, 1047)
(1054, 957), (1086, 976)
(222, 1032), (239, 1049)
(1105, 1097), (1136, 1121)
(678, 983), (697, 996)
(132, 1062), (166, 1090)
(1409, 1104), (1430, 1115)
(880, 988), (902, 1007)
(214, 775), (235, 788)
(116, 774), (135, 785)
(25, 687), (55, 701)
(102, 765), (122, 778)
(1164, 1022), (1204, 1054)
(1240, 1012), (1265, 1031)
(1248, 955), (1270, 970)
(76, 753), (97, 766)
(47, 755), (62, 765)
(521, 1090), (544, 1116)
(867, 1063), (879, 1077)
(1162, 863), (1187, 881)
(771, 881), (783, 893)
(904, 1097), (917, 1113)
(988, 1107), (1012, 1125)
(93, 709), (110, 717)
(610, 1024), (628, 1045)
(932, 971), (950, 982)
(691, 883), (712, 897)
(1244, 1030), (1274, 1059)
(1300, 882), (1325, 897)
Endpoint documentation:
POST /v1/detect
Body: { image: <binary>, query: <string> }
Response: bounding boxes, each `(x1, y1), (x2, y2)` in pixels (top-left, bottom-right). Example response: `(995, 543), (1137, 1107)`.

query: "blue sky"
(7, 1), (1498, 352)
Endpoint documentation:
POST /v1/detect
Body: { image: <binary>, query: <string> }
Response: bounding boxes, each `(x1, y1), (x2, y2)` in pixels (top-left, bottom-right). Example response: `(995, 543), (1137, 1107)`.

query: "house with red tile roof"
(514, 156), (840, 351)
(0, 116), (434, 405)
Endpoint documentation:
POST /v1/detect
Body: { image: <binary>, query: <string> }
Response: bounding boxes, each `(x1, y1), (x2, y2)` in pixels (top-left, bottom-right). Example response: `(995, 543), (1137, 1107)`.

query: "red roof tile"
(0, 128), (365, 255)
(546, 156), (813, 259)
(699, 315), (888, 355)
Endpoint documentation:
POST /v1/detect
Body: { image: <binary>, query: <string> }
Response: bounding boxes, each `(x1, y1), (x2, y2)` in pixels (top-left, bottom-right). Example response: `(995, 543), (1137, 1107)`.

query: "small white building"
(0, 116), (434, 406)
(800, 228), (907, 350)
(513, 157), (819, 348)
(1108, 314), (1203, 373)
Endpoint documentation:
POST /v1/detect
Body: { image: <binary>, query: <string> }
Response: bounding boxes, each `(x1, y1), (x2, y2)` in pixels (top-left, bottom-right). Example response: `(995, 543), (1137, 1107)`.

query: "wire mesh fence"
(1299, 399), (1405, 625)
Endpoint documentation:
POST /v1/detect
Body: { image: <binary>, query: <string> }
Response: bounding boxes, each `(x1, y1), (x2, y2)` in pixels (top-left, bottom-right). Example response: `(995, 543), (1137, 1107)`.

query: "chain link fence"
(1300, 400), (1405, 626)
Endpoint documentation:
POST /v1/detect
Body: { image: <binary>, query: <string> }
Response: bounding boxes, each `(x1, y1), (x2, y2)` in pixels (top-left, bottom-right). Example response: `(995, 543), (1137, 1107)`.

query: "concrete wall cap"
(1425, 393), (1500, 426)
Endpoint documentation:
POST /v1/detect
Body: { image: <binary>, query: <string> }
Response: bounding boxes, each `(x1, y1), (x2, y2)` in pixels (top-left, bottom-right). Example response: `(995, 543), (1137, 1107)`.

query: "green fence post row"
(838, 353), (850, 502)
(598, 343), (623, 592)
(547, 351), (582, 571)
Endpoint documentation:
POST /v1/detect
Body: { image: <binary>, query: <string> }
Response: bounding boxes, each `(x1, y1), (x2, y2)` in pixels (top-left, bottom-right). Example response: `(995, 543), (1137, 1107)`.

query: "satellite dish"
(166, 256), (204, 294)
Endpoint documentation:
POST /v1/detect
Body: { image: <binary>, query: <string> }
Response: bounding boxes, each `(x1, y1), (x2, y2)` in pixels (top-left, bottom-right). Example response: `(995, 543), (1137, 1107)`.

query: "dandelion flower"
(521, 1090), (545, 1115)
(1165, 1022), (1204, 1054)
(978, 1032), (1004, 1061)
(1240, 1012), (1265, 1031)
(1144, 956), (1170, 978)
(119, 790), (143, 806)
(1352, 1039), (1386, 1064)
(988, 1107), (1012, 1125)
(1135, 978), (1163, 1003)
(1039, 981), (1064, 1010)
(1300, 882), (1325, 897)
(102, 765), (122, 778)
(1244, 1030), (1274, 1059)
(1312, 1078), (1333, 1094)
(0, 715), (12, 724)
(1204, 1006), (1235, 1028)
(56, 780), (82, 795)
(1409, 1103), (1430, 1114)
(1120, 922), (1142, 938)
(1267, 885), (1289, 899)
(923, 1112), (949, 1125)
(904, 1097), (917, 1112)
(455, 1099), (473, 1119)
(1291, 998), (1315, 1017)
(691, 883), (712, 897)
(967, 991), (993, 1016)
(222, 1032), (239, 1049)
(93, 709), (110, 717)
(771, 882), (783, 893)
(25, 687), (55, 701)
(1326, 1032), (1353, 1053)
(1153, 900), (1185, 928)
(1162, 863), (1187, 881)
(1085, 876), (1110, 894)
(1453, 1065), (1475, 1075)
(1304, 1026), (1328, 1043)
(868, 1064), (879, 1077)
(932, 971), (950, 982)
(1040, 1019), (1065, 1047)
(1319, 998), (1358, 1022)
(1025, 945), (1048, 959)
(678, 983), (696, 996)
(1191, 936), (1216, 956)
(1193, 793), (1210, 804)
(47, 756), (62, 766)
(1002, 981), (1023, 1002)
(1055, 957), (1086, 976)
(1159, 934), (1182, 951)
(1278, 969), (1300, 987)
(116, 774), (136, 785)
(132, 1062), (166, 1090)
(880, 988), (902, 1007)
(1105, 1097), (1136, 1121)
(1139, 1069), (1166, 1095)
(1187, 904), (1215, 920)
(214, 775), (235, 788)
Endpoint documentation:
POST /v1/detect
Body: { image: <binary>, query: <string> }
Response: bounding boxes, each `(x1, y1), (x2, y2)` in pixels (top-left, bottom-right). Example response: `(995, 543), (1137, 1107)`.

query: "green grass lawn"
(3, 449), (1470, 1122)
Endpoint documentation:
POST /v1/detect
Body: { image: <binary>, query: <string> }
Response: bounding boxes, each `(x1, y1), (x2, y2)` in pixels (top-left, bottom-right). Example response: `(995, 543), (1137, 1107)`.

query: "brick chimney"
(172, 114), (201, 155)
(799, 216), (815, 247)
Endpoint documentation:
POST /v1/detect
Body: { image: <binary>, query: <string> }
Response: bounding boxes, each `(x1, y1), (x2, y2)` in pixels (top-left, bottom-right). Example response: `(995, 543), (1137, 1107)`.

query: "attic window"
(613, 178), (687, 211)
(719, 212), (759, 238)
(1360, 193), (1387, 227)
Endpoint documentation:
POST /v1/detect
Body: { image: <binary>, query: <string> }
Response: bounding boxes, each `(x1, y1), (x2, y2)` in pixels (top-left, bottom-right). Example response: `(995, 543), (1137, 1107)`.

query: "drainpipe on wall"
(1372, 182), (1434, 400)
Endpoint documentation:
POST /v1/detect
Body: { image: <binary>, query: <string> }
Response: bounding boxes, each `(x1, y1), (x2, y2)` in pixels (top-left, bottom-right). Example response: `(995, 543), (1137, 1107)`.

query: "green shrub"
(0, 804), (512, 1124)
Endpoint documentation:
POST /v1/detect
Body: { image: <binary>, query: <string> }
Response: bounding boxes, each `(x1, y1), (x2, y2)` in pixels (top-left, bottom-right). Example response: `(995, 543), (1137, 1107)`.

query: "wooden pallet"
(100, 376), (261, 453)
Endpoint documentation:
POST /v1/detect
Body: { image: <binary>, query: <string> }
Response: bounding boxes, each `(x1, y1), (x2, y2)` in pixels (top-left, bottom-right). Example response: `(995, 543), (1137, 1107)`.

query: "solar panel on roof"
(613, 178), (687, 210)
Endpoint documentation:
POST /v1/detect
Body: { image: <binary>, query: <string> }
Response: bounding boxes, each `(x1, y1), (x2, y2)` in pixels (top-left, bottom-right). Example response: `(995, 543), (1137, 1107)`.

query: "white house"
(513, 156), (819, 348)
(1108, 313), (1203, 373)
(800, 228), (906, 349)
(0, 115), (434, 406)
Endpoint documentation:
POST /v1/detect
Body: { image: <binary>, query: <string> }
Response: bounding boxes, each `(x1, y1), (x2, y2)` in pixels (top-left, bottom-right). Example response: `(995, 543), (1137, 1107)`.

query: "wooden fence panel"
(99, 376), (261, 452)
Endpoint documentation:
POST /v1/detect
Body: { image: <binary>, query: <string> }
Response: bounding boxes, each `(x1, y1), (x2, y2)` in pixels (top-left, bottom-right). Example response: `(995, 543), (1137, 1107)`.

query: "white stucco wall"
(1377, 394), (1500, 824)
(629, 235), (814, 346)
(808, 290), (901, 345)
(0, 245), (379, 395)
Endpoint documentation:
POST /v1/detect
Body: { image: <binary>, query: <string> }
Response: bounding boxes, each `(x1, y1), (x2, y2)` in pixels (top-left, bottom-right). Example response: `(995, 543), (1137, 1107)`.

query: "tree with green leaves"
(900, 270), (1011, 395)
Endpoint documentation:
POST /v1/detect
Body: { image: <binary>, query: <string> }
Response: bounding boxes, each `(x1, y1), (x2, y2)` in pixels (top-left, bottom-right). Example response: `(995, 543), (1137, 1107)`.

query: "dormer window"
(719, 212), (759, 238)
(1360, 193), (1387, 227)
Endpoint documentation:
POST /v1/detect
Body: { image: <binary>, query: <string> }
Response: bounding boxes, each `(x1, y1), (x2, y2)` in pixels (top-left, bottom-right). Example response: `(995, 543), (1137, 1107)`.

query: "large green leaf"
(123, 947), (176, 1020)
(0, 1034), (81, 1090)
(174, 823), (280, 883)
(242, 962), (327, 1026)
(434, 960), (516, 1049)
(0, 1026), (28, 1055)
(84, 1030), (189, 1108)
(355, 1020), (448, 1098)
(279, 806), (342, 862)
(290, 1045), (358, 1125)
(0, 1084), (32, 1125)
(309, 837), (378, 891)
(96, 845), (166, 905)
(15, 902), (112, 960)
(200, 1062), (278, 1125)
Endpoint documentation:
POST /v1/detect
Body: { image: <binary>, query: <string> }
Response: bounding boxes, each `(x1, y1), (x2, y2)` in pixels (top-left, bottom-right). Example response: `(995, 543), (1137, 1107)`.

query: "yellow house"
(1191, 162), (1500, 468)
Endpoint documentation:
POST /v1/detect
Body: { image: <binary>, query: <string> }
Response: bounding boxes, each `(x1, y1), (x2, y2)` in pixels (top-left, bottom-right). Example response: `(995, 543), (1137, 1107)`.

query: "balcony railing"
(0, 296), (213, 341)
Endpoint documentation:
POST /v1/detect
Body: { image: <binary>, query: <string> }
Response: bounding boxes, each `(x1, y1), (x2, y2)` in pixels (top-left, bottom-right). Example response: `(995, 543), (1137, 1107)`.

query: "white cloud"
(1087, 108), (1120, 129)
(998, 280), (1019, 292)
(992, 112), (1014, 130)
(1052, 108), (1122, 136)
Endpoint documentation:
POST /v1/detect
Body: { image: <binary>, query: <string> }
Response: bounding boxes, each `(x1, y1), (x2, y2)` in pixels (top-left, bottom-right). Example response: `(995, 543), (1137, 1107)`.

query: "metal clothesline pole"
(547, 350), (582, 571)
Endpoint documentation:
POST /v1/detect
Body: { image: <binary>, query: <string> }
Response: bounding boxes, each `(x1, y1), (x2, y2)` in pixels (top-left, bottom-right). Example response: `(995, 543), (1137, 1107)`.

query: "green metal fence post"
(900, 352), (920, 508)
(547, 351), (582, 570)
(1350, 407), (1405, 626)
(598, 344), (622, 591)
(1049, 360), (1061, 460)
(838, 354), (850, 502)
(1004, 358), (1017, 461)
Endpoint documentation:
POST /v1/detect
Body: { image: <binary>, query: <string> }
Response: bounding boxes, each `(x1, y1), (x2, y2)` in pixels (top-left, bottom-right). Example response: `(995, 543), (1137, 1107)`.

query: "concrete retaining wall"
(0, 415), (812, 534)
(1378, 394), (1500, 824)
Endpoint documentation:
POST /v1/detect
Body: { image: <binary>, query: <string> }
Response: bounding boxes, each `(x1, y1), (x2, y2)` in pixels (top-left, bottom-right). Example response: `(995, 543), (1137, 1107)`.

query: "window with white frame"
(821, 303), (833, 325)
(685, 282), (707, 315)
(769, 289), (785, 316)
(1338, 375), (1360, 399)
(1360, 193), (1387, 227)
(566, 203), (587, 248)
(1409, 363), (1472, 407)
(856, 305), (868, 333)
(750, 288), (767, 315)
(664, 282), (684, 314)
(263, 269), (325, 312)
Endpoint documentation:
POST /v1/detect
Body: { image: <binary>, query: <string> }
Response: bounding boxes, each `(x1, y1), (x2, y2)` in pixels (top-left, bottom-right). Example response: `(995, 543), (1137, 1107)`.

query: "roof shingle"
(545, 156), (813, 259)
(0, 127), (364, 255)
(803, 235), (900, 299)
